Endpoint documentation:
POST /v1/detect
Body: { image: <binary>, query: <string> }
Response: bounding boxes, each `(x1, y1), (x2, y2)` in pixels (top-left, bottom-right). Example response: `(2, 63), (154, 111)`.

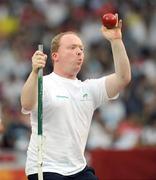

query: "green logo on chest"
(83, 93), (88, 99)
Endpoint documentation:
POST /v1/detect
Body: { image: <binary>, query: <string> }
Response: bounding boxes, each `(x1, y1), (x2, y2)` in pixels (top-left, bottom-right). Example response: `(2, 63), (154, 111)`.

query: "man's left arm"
(101, 14), (131, 98)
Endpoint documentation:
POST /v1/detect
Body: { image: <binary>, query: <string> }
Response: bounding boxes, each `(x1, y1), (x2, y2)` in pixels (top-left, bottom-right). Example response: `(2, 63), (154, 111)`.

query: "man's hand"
(101, 14), (122, 42)
(32, 50), (47, 74)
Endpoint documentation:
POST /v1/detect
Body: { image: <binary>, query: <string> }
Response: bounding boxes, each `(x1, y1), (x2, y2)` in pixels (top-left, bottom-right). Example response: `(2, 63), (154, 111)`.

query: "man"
(21, 15), (131, 180)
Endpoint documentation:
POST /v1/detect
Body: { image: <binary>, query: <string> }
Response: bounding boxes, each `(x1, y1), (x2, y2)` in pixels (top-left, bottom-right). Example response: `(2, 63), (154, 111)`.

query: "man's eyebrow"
(71, 44), (84, 48)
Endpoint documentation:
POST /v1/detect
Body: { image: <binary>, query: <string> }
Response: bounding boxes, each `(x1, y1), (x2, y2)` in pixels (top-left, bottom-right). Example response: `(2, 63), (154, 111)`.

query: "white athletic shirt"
(23, 72), (118, 176)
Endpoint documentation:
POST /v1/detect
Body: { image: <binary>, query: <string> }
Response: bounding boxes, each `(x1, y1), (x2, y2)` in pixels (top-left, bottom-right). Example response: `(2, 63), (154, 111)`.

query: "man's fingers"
(33, 60), (46, 68)
(119, 19), (122, 29)
(35, 55), (47, 60)
(115, 13), (118, 27)
(33, 53), (47, 61)
(32, 51), (47, 72)
(101, 26), (107, 32)
(34, 50), (44, 56)
(33, 58), (46, 65)
(33, 51), (47, 60)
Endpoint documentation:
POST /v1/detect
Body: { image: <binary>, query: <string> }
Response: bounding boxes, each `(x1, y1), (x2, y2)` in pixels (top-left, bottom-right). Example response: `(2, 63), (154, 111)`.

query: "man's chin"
(74, 67), (81, 75)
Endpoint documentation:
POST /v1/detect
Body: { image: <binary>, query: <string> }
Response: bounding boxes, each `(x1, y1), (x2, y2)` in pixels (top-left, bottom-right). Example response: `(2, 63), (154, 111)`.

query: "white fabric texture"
(23, 72), (117, 176)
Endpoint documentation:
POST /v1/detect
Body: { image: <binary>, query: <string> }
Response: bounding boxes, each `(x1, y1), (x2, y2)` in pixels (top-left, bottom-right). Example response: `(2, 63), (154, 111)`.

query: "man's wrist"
(31, 69), (38, 76)
(110, 38), (123, 44)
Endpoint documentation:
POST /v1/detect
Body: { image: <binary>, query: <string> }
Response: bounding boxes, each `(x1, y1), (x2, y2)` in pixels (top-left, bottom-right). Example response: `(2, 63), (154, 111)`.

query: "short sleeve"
(86, 77), (119, 109)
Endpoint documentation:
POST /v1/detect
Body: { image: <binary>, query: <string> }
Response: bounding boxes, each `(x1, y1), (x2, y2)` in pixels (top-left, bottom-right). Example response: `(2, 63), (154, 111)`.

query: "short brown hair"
(51, 31), (78, 54)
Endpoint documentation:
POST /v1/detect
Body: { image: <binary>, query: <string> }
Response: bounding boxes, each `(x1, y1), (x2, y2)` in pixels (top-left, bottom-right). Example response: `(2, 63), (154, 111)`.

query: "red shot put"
(102, 13), (117, 29)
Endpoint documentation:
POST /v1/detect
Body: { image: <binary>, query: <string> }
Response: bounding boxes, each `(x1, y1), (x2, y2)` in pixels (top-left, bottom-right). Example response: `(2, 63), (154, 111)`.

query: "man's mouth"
(77, 60), (82, 65)
(78, 58), (83, 63)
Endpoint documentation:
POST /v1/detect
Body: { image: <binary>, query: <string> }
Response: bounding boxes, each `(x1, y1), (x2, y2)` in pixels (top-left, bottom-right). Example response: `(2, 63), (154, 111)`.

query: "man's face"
(53, 34), (84, 78)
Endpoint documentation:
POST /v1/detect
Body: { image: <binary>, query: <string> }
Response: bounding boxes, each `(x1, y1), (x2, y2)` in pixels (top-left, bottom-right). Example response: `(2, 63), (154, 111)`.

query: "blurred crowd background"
(0, 0), (156, 153)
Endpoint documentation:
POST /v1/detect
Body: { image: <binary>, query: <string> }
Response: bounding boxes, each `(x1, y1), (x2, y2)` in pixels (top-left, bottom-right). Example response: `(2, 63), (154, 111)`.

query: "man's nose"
(76, 52), (81, 56)
(76, 49), (82, 56)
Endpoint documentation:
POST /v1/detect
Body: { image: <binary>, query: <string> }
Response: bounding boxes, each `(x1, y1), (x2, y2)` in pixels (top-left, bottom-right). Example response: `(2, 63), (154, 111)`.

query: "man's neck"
(53, 69), (77, 80)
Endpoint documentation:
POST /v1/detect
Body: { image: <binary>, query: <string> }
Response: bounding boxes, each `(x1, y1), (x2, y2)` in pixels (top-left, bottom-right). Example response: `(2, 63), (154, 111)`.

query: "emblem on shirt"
(83, 93), (88, 99)
(81, 93), (91, 101)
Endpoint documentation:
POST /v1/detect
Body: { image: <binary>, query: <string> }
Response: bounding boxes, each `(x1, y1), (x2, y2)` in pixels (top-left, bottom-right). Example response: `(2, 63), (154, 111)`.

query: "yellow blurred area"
(125, 13), (143, 26)
(0, 170), (27, 180)
(0, 16), (19, 37)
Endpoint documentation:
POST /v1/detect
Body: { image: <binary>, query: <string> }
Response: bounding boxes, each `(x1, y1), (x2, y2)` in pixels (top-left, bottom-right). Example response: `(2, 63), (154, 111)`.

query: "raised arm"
(101, 14), (131, 98)
(21, 50), (47, 111)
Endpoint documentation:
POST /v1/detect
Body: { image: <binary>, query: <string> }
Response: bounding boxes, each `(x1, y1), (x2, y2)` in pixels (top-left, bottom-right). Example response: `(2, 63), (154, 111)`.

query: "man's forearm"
(111, 39), (131, 84)
(21, 71), (38, 111)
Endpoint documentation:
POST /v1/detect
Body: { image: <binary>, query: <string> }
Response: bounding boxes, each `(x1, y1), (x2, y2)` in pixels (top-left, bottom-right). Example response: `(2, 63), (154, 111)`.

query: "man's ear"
(51, 52), (58, 62)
